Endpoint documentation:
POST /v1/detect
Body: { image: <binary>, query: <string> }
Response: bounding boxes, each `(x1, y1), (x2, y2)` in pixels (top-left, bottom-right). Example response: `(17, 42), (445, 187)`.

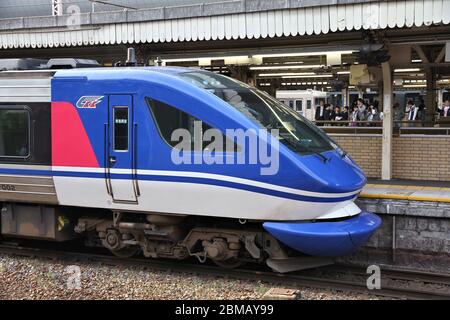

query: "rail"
(1, 243), (450, 300)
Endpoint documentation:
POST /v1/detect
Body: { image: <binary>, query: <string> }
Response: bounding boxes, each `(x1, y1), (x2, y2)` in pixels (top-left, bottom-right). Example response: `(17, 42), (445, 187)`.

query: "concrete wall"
(347, 198), (450, 272)
(333, 135), (450, 181)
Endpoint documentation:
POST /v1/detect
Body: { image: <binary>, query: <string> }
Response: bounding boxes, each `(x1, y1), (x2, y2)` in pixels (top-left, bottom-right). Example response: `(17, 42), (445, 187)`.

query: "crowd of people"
(314, 98), (450, 127)
(315, 98), (383, 126)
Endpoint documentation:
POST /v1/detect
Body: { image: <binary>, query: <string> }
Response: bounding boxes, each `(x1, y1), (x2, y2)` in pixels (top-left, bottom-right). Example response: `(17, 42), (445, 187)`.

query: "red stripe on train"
(51, 101), (99, 167)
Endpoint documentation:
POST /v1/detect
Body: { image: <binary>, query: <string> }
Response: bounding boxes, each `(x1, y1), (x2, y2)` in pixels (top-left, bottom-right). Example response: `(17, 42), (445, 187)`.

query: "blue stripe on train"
(0, 168), (356, 203)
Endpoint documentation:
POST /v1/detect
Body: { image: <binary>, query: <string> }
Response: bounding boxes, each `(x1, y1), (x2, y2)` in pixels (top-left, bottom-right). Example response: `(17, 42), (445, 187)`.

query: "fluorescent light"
(161, 55), (249, 62)
(258, 72), (316, 77)
(394, 68), (421, 73)
(254, 50), (354, 58)
(412, 59), (422, 63)
(250, 65), (323, 70)
(337, 71), (351, 75)
(403, 84), (426, 88)
(282, 74), (334, 79)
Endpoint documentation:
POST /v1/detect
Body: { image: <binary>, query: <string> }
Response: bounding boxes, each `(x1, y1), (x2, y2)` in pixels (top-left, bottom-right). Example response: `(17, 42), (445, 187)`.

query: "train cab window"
(306, 100), (312, 110)
(0, 108), (30, 158)
(146, 98), (240, 152)
(113, 107), (129, 151)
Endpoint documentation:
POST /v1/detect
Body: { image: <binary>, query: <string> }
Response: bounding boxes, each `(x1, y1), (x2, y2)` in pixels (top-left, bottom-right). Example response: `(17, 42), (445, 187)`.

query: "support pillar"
(381, 62), (393, 180)
(425, 68), (437, 125)
(341, 88), (349, 107)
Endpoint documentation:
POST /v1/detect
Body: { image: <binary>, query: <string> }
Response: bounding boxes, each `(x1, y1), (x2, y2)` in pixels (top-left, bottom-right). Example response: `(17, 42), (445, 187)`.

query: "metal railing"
(314, 120), (450, 136)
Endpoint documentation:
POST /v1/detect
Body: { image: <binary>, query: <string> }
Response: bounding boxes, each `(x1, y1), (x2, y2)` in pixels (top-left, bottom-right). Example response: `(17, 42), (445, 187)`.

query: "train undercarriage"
(0, 203), (333, 273)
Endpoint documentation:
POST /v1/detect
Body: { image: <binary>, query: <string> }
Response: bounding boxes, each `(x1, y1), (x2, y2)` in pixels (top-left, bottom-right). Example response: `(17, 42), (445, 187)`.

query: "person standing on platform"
(367, 105), (381, 126)
(341, 106), (349, 123)
(323, 103), (332, 126)
(356, 98), (368, 126)
(407, 100), (421, 127)
(440, 99), (450, 118)
(332, 106), (342, 125)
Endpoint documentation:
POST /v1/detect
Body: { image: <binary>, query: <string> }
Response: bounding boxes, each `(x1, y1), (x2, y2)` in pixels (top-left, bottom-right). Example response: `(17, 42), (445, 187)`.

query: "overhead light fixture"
(258, 72), (316, 77)
(250, 65), (323, 70)
(337, 71), (351, 75)
(161, 55), (250, 62)
(282, 74), (334, 79)
(403, 84), (427, 88)
(412, 59), (423, 63)
(394, 68), (421, 73)
(254, 50), (355, 58)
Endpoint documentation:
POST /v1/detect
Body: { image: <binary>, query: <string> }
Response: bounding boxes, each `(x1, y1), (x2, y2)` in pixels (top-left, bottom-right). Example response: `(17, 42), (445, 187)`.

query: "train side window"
(113, 106), (129, 151)
(295, 100), (303, 112)
(146, 97), (240, 152)
(289, 100), (294, 109)
(0, 108), (30, 158)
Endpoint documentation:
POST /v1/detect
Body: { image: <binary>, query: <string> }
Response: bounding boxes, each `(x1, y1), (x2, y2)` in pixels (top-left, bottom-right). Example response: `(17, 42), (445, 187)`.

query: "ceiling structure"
(0, 0), (449, 95)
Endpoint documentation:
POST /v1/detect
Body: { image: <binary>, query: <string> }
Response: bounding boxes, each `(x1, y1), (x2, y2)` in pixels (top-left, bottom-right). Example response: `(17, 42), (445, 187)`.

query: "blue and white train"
(0, 57), (381, 273)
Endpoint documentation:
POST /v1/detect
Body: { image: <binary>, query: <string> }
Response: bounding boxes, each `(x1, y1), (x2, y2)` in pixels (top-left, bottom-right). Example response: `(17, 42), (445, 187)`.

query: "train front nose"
(263, 211), (382, 257)
(263, 149), (380, 257)
(320, 150), (367, 194)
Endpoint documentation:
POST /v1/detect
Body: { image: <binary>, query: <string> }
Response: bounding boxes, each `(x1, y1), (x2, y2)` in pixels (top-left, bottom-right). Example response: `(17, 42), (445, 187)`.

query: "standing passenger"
(356, 98), (368, 125)
(341, 106), (349, 122)
(440, 99), (450, 118)
(407, 100), (421, 127)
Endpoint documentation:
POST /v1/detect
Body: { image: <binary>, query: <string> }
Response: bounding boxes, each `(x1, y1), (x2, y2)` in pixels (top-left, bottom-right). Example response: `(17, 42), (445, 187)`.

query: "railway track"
(0, 243), (449, 300)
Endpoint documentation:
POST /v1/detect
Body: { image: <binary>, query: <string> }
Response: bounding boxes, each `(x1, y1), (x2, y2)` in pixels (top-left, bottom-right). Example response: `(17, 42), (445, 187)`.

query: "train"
(0, 55), (381, 273)
(276, 90), (327, 121)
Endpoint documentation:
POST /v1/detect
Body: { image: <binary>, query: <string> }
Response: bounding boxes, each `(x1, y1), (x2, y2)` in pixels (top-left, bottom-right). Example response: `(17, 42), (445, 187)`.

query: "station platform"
(360, 180), (450, 203)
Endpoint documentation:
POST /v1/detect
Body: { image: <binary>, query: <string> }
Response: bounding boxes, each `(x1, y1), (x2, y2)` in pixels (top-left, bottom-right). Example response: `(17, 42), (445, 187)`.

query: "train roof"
(52, 66), (203, 79)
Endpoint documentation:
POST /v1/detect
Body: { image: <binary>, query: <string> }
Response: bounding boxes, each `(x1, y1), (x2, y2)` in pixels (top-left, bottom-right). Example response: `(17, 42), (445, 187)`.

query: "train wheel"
(110, 246), (140, 259)
(213, 258), (244, 269)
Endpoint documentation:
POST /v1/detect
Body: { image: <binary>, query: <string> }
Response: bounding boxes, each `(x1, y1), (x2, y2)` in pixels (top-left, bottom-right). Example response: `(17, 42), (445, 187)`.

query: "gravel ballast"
(0, 253), (381, 300)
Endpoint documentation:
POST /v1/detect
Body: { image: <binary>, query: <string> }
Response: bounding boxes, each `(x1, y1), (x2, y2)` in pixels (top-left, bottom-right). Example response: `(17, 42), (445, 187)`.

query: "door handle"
(109, 156), (117, 167)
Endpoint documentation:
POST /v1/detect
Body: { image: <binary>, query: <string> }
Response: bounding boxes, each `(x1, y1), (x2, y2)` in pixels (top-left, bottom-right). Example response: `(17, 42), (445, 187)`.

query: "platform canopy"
(0, 0), (449, 49)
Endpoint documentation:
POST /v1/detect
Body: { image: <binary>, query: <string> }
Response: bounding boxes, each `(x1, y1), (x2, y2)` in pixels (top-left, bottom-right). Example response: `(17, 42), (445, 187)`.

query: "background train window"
(113, 106), (129, 151)
(0, 108), (30, 158)
(146, 98), (240, 152)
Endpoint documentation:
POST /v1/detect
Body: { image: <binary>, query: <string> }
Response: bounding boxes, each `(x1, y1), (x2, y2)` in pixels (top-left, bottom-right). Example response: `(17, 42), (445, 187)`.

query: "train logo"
(76, 96), (104, 109)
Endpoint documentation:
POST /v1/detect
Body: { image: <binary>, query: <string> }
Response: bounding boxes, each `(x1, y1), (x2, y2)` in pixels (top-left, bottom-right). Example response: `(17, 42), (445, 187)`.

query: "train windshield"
(179, 71), (336, 156)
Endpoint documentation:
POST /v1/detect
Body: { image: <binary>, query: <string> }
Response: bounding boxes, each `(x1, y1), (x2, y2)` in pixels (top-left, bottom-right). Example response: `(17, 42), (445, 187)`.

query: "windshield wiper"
(313, 151), (330, 163)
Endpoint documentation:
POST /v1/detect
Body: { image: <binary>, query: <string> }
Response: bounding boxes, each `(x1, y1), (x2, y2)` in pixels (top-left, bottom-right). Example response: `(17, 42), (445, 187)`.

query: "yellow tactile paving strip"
(360, 184), (450, 203)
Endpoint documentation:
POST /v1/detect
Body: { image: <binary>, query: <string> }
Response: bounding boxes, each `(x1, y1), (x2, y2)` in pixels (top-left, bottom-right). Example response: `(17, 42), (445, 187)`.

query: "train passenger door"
(107, 95), (138, 203)
(295, 100), (303, 116)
